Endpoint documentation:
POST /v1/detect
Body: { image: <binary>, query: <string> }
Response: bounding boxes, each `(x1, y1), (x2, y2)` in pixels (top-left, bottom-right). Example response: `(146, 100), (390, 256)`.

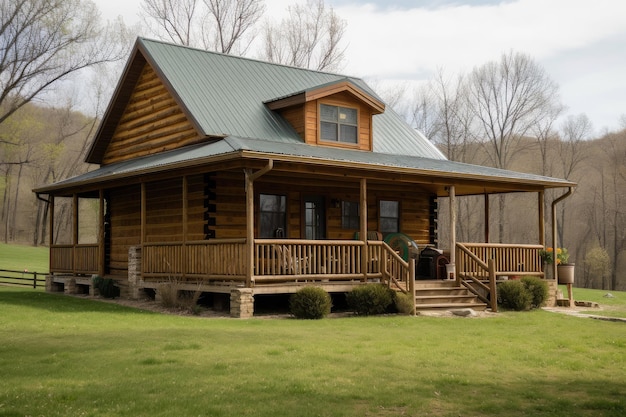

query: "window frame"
(258, 193), (287, 238)
(318, 103), (359, 146)
(378, 199), (400, 234)
(341, 201), (360, 230)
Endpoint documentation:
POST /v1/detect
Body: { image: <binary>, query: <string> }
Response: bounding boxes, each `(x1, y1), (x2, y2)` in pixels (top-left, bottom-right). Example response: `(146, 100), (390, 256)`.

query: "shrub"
(156, 279), (202, 314)
(289, 287), (332, 319)
(346, 284), (395, 316)
(521, 276), (549, 308)
(92, 275), (120, 299)
(394, 291), (414, 315)
(497, 280), (532, 311)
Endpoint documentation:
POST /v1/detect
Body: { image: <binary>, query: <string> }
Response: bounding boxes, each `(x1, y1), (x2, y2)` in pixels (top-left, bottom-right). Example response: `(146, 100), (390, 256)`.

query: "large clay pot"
(557, 264), (575, 284)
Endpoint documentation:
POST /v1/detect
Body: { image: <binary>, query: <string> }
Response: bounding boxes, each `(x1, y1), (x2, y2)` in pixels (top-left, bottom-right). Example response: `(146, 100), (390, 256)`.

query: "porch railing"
(49, 238), (410, 290)
(50, 244), (99, 275)
(142, 239), (247, 281)
(455, 242), (545, 312)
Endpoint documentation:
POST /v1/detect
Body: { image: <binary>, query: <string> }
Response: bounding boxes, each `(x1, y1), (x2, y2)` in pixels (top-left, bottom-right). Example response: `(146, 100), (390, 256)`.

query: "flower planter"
(557, 263), (575, 284)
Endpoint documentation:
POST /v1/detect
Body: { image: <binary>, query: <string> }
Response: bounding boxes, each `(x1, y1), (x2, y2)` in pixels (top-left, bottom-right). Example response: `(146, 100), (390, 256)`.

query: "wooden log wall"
(107, 175), (208, 275)
(102, 63), (200, 165)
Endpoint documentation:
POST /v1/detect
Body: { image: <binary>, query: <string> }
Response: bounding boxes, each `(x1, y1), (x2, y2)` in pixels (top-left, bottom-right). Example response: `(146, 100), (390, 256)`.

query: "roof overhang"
(34, 137), (576, 198)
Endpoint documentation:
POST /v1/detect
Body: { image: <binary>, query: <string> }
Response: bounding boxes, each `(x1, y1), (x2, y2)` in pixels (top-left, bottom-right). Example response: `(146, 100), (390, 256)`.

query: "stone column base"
(230, 288), (254, 318)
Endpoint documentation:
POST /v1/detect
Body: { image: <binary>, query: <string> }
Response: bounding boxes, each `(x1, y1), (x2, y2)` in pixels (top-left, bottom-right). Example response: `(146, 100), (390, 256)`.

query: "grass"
(564, 285), (626, 318)
(0, 242), (49, 273)
(1, 287), (625, 417)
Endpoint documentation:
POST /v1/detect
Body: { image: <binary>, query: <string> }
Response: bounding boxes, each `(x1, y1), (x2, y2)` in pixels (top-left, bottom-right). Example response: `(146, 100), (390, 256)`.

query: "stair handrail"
(456, 243), (498, 312)
(379, 241), (410, 294)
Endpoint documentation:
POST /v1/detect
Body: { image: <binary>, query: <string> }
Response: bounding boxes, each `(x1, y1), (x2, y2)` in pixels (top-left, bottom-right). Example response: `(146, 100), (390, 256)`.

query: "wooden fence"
(0, 269), (47, 288)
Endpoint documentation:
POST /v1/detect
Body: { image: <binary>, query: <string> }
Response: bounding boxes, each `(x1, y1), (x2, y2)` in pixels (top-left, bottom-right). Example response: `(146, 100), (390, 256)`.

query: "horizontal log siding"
(108, 185), (141, 275)
(102, 63), (200, 165)
(214, 171), (247, 239)
(107, 176), (207, 275)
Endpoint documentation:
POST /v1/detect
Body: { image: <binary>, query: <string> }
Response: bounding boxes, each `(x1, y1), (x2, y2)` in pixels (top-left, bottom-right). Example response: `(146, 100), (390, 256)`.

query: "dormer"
(265, 79), (385, 151)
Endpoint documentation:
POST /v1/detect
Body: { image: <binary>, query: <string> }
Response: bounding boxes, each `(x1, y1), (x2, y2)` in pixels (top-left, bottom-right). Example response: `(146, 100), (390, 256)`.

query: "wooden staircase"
(412, 280), (488, 311)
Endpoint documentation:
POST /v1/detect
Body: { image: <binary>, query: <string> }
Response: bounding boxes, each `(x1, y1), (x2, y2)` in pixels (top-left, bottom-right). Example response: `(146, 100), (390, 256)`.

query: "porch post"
(245, 170), (254, 288)
(245, 160), (274, 288)
(72, 194), (78, 272)
(484, 193), (490, 243)
(360, 178), (367, 282)
(49, 196), (54, 272)
(141, 183), (146, 247)
(182, 176), (188, 278)
(538, 191), (545, 246)
(449, 186), (456, 266)
(98, 189), (105, 277)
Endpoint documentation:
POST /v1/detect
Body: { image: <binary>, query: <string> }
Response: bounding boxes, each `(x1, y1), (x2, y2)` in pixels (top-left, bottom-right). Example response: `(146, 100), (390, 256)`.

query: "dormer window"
(320, 104), (358, 144)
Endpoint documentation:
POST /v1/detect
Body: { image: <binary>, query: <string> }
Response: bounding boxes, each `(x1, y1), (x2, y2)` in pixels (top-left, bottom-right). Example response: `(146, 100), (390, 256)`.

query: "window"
(379, 200), (399, 234)
(320, 104), (358, 144)
(341, 201), (360, 229)
(259, 194), (286, 238)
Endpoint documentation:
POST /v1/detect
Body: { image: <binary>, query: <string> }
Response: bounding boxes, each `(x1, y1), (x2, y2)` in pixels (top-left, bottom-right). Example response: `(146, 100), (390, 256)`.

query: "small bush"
(394, 292), (414, 315)
(521, 276), (549, 308)
(346, 284), (395, 316)
(289, 287), (332, 319)
(497, 280), (532, 311)
(156, 279), (202, 313)
(92, 276), (120, 299)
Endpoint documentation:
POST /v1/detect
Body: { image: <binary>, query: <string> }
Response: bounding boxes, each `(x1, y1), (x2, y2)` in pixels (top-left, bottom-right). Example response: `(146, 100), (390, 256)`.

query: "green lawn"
(1, 287), (625, 417)
(0, 243), (49, 273)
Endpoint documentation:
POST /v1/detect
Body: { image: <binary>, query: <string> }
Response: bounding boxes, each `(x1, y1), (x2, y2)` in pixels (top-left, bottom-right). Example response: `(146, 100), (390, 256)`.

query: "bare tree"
(141, 0), (264, 54)
(467, 51), (562, 242)
(261, 0), (346, 72)
(0, 0), (127, 129)
(141, 0), (200, 46)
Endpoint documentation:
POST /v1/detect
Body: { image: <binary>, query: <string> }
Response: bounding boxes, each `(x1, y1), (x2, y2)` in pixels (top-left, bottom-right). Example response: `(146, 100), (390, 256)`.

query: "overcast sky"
(95, 0), (626, 134)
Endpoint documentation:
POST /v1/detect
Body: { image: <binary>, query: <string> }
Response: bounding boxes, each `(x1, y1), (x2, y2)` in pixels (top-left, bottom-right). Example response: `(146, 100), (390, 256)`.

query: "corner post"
(360, 178), (368, 282)
(449, 185), (457, 266)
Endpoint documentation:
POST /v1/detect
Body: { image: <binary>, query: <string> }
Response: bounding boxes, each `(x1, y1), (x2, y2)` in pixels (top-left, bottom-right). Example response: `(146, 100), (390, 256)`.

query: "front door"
(303, 195), (326, 239)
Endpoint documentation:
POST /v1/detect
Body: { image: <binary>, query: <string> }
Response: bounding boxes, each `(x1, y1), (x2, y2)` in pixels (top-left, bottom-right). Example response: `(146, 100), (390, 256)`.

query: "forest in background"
(1, 100), (624, 290)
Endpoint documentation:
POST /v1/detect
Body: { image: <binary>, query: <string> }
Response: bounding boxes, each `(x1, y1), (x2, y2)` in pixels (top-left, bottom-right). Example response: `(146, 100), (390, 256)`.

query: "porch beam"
(360, 178), (367, 282)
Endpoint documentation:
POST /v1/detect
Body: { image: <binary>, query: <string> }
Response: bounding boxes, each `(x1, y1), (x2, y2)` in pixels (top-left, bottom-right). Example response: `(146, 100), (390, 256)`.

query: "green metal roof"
(137, 38), (445, 159)
(39, 38), (575, 196)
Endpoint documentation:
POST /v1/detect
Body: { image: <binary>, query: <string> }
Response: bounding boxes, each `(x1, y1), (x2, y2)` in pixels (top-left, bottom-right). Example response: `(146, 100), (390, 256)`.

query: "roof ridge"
(138, 37), (364, 81)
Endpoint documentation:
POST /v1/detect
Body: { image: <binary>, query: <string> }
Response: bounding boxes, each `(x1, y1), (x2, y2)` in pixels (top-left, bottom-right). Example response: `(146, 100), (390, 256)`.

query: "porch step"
(412, 283), (488, 311)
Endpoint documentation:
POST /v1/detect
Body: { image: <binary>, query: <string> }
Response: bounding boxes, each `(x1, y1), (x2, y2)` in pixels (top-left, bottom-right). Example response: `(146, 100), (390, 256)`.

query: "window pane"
(321, 121), (338, 141)
(380, 200), (399, 217)
(320, 104), (338, 121)
(340, 125), (357, 143)
(340, 107), (357, 124)
(341, 201), (360, 229)
(259, 194), (286, 238)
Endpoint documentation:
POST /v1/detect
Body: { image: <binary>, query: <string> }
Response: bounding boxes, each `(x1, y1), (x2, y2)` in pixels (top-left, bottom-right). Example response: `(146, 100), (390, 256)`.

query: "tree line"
(0, 0), (624, 290)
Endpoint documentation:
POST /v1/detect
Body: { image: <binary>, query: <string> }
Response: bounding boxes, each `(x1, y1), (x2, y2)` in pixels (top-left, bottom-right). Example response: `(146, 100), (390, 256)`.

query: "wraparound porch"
(48, 239), (552, 316)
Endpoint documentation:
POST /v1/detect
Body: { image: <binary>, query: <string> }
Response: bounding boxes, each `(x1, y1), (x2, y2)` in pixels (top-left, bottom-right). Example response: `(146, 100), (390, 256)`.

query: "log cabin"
(34, 38), (575, 317)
